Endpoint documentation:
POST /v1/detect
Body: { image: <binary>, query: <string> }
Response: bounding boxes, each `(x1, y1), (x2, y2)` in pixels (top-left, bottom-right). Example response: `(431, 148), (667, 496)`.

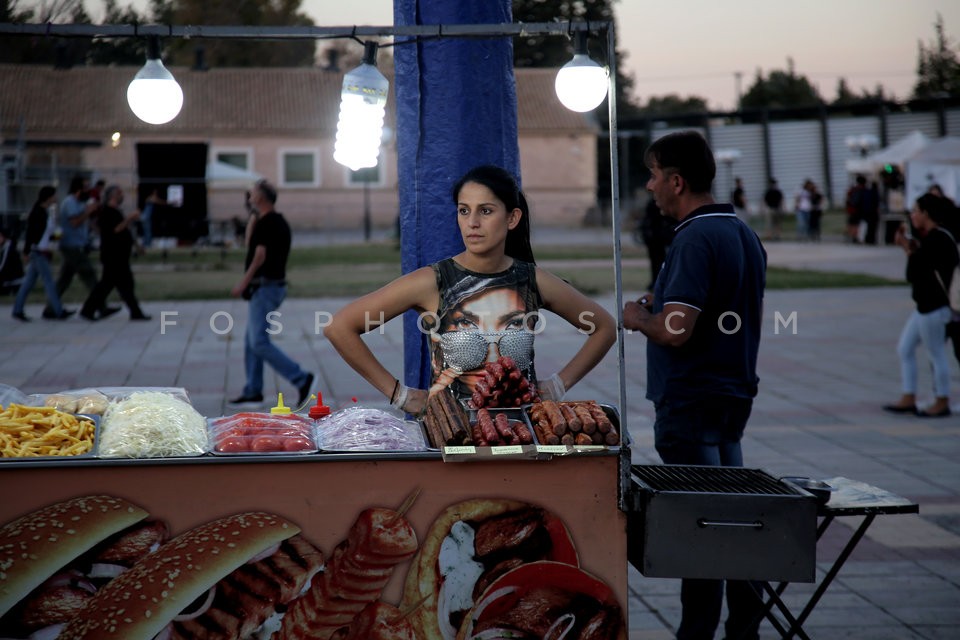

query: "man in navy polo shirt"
(624, 131), (767, 640)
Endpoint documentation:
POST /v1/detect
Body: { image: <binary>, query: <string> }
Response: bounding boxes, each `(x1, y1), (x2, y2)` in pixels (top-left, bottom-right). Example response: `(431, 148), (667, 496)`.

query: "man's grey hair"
(104, 185), (122, 204)
(256, 179), (278, 205)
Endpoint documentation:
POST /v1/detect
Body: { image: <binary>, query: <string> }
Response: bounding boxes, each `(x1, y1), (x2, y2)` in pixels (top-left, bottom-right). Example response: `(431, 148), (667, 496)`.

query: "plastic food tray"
(316, 412), (430, 453)
(208, 414), (318, 456)
(525, 402), (622, 456)
(0, 413), (99, 461)
(466, 407), (539, 447)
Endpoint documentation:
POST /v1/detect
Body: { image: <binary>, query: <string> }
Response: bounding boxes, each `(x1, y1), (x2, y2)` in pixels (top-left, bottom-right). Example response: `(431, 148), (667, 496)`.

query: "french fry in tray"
(0, 403), (95, 457)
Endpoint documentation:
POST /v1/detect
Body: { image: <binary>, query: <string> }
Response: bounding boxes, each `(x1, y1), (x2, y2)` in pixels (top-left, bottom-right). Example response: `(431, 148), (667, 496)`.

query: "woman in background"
(11, 186), (73, 321)
(883, 193), (958, 417)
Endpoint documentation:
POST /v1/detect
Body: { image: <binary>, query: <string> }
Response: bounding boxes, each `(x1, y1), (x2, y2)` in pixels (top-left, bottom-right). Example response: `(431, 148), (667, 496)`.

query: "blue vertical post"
(394, 0), (519, 389)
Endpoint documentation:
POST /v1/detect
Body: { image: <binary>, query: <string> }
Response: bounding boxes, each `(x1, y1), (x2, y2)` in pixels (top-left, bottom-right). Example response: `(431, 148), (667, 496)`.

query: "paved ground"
(2, 233), (959, 639)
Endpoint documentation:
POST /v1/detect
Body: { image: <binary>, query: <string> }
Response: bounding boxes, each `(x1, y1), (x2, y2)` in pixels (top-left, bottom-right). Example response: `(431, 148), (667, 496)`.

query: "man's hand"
(230, 282), (246, 298)
(623, 297), (652, 332)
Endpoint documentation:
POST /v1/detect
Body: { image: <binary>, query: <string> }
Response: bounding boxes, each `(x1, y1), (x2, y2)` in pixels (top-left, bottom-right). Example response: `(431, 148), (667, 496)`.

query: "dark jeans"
(654, 396), (762, 640)
(56, 246), (98, 297)
(82, 259), (144, 318)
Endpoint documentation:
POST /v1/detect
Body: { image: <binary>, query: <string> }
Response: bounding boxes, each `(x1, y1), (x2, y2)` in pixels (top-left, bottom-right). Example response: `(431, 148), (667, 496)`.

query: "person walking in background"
(12, 186), (73, 321)
(794, 179), (813, 240)
(807, 179), (824, 241)
(79, 185), (150, 322)
(731, 176), (748, 222)
(845, 175), (868, 244)
(623, 131), (767, 640)
(49, 176), (119, 319)
(763, 177), (784, 240)
(639, 196), (675, 289)
(863, 180), (881, 245)
(138, 188), (166, 249)
(883, 193), (958, 418)
(229, 179), (314, 409)
(0, 226), (24, 296)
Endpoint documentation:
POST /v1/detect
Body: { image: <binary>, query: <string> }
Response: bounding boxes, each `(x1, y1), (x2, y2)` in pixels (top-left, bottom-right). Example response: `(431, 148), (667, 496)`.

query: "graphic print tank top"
(429, 258), (542, 402)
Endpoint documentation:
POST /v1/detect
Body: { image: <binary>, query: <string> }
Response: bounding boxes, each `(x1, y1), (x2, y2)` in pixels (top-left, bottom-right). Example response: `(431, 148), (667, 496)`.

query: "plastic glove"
(538, 373), (566, 401)
(391, 384), (427, 416)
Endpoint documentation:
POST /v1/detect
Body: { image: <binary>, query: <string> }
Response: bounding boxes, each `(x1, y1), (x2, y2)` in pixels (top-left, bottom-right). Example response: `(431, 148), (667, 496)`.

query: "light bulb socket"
(146, 35), (162, 61)
(362, 41), (379, 67)
(573, 29), (589, 56)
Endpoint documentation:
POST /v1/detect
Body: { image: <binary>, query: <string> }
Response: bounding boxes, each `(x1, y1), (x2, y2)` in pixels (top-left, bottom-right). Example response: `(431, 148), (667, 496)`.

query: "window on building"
(280, 149), (319, 187)
(214, 149), (251, 170)
(347, 157), (383, 188)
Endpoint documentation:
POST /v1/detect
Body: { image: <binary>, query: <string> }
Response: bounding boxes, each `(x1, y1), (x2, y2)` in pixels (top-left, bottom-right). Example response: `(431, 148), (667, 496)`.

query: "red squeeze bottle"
(309, 391), (332, 419)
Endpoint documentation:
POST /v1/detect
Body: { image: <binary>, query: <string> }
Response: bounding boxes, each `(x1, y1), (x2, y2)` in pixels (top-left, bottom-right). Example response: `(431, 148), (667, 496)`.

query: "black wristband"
(390, 378), (400, 403)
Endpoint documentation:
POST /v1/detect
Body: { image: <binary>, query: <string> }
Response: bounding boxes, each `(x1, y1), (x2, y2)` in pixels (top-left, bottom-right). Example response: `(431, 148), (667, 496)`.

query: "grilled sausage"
(560, 404), (582, 432)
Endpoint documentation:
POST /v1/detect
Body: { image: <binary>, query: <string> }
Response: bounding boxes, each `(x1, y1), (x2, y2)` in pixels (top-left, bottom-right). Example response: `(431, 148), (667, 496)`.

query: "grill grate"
(632, 464), (796, 496)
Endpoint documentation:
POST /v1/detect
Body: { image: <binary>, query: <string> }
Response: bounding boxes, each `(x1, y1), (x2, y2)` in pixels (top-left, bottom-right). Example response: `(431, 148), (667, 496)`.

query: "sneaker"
(297, 372), (315, 407)
(228, 393), (264, 407)
(12, 311), (30, 322)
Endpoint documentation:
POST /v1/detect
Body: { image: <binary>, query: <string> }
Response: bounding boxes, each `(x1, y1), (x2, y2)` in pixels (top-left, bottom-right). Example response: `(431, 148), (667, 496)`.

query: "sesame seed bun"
(58, 511), (301, 640)
(0, 495), (149, 619)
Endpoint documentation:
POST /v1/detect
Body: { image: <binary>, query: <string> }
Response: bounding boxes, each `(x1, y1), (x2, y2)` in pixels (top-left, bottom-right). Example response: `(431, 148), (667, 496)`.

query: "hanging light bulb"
(127, 36), (183, 125)
(554, 29), (609, 113)
(333, 42), (389, 172)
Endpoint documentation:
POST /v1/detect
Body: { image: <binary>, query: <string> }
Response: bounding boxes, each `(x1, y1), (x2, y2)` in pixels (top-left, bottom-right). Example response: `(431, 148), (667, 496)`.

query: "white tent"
(205, 160), (262, 185)
(845, 130), (930, 175)
(904, 137), (960, 207)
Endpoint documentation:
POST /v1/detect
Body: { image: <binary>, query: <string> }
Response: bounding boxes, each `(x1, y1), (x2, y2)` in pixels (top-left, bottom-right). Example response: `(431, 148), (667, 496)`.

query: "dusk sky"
(81, 0), (960, 110)
(308, 0), (960, 110)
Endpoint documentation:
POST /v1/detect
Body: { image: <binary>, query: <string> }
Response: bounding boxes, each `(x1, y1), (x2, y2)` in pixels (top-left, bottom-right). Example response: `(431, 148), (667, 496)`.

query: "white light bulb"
(127, 59), (183, 125)
(555, 54), (609, 112)
(333, 60), (389, 171)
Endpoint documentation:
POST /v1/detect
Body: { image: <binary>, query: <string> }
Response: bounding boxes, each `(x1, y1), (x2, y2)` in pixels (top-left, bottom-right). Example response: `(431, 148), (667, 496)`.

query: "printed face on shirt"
(456, 182), (520, 255)
(433, 286), (535, 390)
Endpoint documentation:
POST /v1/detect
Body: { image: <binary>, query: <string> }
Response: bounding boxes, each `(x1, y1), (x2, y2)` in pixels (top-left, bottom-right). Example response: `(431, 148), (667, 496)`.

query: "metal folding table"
(753, 476), (920, 640)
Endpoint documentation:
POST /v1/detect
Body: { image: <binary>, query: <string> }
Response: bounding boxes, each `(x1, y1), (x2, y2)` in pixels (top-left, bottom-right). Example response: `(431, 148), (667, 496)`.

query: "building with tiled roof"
(0, 63), (598, 235)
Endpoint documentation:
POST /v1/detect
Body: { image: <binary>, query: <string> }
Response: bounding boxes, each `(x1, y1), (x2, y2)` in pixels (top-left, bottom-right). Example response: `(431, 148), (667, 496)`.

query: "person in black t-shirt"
(883, 193), (958, 418)
(228, 179), (314, 408)
(79, 186), (148, 322)
(763, 177), (784, 240)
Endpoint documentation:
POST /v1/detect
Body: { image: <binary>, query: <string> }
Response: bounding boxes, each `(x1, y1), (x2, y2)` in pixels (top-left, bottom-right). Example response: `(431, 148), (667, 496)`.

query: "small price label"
(491, 445), (524, 456)
(536, 445), (569, 454)
(444, 446), (476, 455)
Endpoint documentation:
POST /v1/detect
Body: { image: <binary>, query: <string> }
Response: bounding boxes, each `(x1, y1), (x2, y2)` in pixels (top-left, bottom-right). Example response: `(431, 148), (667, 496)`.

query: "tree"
(740, 57), (822, 110)
(0, 0), (92, 65)
(157, 0), (316, 68)
(640, 94), (708, 116)
(511, 0), (641, 118)
(912, 13), (960, 99)
(832, 78), (858, 106)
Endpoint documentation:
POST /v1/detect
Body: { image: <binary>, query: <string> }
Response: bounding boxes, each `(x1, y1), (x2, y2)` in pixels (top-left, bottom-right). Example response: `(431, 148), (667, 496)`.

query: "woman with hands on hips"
(324, 165), (617, 415)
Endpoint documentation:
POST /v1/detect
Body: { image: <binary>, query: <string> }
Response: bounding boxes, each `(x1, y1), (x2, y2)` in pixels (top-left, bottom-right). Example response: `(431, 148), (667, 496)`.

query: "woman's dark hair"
(35, 185), (56, 204)
(451, 165), (535, 264)
(68, 175), (86, 194)
(916, 192), (952, 226)
(644, 131), (716, 194)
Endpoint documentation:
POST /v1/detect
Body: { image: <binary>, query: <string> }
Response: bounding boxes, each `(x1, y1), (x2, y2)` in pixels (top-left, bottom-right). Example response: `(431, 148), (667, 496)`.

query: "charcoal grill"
(626, 464), (818, 582)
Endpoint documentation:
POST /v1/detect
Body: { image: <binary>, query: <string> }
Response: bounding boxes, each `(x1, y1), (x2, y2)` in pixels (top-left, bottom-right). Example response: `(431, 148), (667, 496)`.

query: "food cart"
(0, 392), (633, 639)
